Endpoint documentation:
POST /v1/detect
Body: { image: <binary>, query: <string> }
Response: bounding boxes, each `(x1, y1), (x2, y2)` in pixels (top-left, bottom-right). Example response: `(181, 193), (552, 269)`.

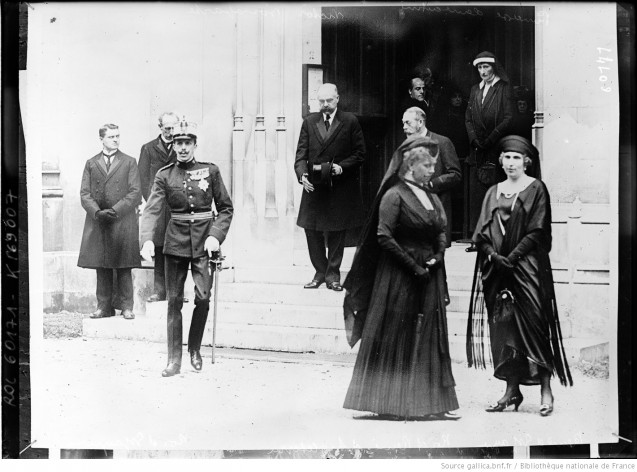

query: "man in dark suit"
(140, 119), (233, 377)
(401, 106), (462, 246)
(294, 83), (366, 291)
(78, 124), (142, 320)
(138, 112), (179, 302)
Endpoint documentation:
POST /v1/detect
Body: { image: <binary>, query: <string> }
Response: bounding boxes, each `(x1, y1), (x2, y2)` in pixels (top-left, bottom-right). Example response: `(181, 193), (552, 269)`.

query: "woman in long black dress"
(343, 136), (459, 420)
(467, 135), (572, 417)
(465, 51), (514, 234)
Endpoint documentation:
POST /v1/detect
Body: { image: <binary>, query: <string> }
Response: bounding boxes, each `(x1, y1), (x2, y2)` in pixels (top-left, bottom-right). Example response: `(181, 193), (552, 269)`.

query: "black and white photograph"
(9, 0), (633, 460)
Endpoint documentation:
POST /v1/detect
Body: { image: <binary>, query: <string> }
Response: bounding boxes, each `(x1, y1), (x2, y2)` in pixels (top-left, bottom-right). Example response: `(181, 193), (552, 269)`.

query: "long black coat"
(138, 136), (176, 245)
(294, 110), (366, 232)
(465, 79), (513, 231)
(78, 150), (142, 269)
(465, 79), (513, 166)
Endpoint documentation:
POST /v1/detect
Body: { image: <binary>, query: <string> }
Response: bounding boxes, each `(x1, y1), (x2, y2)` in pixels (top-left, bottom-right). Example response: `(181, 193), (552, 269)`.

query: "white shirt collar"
(102, 149), (117, 157)
(479, 76), (500, 89)
(324, 108), (337, 122)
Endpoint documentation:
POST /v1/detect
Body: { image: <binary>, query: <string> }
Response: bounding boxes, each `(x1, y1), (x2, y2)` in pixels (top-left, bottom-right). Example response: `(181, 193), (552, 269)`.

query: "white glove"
(205, 236), (220, 257)
(140, 240), (155, 262)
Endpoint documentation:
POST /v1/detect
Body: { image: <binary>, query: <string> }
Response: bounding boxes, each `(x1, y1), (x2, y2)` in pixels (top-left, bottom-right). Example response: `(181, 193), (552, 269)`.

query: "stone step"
(232, 266), (474, 291)
(216, 282), (470, 308)
(291, 244), (477, 272)
(82, 315), (470, 358)
(144, 300), (472, 335)
(83, 311), (593, 364)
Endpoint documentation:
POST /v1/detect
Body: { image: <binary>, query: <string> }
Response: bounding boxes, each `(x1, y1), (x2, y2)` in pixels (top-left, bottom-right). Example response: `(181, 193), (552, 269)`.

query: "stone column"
(254, 10), (267, 218)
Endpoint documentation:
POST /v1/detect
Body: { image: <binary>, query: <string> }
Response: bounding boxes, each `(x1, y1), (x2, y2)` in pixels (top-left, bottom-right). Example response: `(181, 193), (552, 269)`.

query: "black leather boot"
(162, 363), (181, 377)
(190, 350), (202, 371)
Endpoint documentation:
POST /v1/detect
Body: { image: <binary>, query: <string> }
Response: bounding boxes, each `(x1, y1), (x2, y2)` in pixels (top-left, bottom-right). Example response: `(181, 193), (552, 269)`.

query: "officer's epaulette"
(197, 161), (215, 166)
(158, 162), (176, 172)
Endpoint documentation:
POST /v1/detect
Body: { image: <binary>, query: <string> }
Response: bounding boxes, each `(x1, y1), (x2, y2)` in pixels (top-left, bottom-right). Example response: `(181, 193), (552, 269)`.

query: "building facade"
(26, 3), (619, 352)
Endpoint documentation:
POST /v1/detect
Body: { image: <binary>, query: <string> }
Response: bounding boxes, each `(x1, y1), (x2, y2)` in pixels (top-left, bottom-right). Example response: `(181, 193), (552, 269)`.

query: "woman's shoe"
(539, 391), (554, 416)
(428, 411), (461, 421)
(485, 393), (524, 412)
(539, 403), (553, 416)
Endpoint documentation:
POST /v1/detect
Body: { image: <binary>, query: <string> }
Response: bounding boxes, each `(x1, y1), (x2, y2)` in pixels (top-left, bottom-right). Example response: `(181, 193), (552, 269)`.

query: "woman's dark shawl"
(343, 134), (441, 347)
(466, 179), (573, 387)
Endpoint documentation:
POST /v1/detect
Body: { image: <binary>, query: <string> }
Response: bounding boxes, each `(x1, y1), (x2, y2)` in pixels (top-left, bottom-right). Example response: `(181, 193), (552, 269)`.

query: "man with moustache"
(140, 118), (233, 377)
(294, 83), (366, 291)
(138, 112), (180, 302)
(401, 106), (462, 247)
(78, 124), (142, 320)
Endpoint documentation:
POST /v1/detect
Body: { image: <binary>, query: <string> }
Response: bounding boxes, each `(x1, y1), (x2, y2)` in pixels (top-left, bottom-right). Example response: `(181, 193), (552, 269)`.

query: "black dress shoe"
(304, 279), (324, 289)
(90, 309), (115, 319)
(122, 309), (135, 320)
(326, 281), (343, 291)
(162, 363), (181, 377)
(190, 350), (202, 371)
(147, 294), (166, 303)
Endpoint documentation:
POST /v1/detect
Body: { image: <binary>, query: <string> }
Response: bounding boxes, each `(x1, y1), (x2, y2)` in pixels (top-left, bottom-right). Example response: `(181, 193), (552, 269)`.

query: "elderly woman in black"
(343, 136), (459, 421)
(465, 51), (514, 234)
(467, 135), (572, 417)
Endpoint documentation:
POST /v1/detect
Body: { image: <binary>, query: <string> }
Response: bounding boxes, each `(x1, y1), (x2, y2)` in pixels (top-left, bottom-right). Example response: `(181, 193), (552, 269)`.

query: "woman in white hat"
(465, 51), (514, 234)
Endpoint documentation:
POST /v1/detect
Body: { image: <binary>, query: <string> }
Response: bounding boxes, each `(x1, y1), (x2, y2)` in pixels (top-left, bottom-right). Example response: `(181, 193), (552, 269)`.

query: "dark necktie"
(105, 154), (112, 172)
(324, 114), (330, 132)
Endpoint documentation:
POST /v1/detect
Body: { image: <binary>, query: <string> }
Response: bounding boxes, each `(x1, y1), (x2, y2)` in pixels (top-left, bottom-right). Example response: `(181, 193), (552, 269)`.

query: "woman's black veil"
(342, 135), (440, 347)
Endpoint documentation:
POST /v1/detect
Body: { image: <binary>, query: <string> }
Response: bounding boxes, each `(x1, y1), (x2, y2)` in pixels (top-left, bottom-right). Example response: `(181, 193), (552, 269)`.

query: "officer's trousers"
(153, 245), (167, 299)
(164, 254), (214, 365)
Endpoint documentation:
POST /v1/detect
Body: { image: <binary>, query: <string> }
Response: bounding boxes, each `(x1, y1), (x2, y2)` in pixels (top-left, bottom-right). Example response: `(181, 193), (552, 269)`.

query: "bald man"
(294, 83), (366, 291)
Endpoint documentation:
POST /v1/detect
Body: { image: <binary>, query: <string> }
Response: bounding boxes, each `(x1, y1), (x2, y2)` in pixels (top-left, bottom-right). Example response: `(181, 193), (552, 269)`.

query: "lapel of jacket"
(472, 86), (487, 131)
(319, 111), (344, 153)
(94, 152), (108, 177)
(313, 113), (327, 143)
(481, 81), (500, 114)
(105, 150), (123, 181)
(154, 136), (173, 162)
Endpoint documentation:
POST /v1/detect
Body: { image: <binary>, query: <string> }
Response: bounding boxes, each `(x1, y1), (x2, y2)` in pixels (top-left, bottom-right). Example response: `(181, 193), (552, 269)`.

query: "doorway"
(322, 5), (535, 241)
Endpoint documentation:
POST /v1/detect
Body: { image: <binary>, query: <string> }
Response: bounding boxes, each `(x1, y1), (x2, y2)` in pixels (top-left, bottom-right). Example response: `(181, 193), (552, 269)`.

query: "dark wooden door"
(322, 5), (535, 241)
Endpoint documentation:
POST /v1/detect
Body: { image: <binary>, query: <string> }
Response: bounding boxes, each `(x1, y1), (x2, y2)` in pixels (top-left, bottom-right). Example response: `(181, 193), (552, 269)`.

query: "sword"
(209, 250), (227, 364)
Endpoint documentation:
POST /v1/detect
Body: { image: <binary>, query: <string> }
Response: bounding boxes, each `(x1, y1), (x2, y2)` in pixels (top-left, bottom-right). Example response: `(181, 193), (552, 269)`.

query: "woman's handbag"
(493, 288), (515, 323)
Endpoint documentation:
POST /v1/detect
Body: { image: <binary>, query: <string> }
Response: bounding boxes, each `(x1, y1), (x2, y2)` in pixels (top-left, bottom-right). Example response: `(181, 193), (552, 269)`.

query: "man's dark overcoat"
(78, 150), (142, 269)
(294, 109), (366, 232)
(138, 136), (176, 245)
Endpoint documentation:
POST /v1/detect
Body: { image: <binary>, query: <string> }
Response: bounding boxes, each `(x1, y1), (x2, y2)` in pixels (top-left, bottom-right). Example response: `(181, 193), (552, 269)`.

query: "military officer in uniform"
(140, 118), (233, 377)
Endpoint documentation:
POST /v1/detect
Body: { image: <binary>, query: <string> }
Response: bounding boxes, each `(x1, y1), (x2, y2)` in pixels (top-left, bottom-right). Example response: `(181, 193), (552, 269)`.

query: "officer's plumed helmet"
(173, 117), (198, 141)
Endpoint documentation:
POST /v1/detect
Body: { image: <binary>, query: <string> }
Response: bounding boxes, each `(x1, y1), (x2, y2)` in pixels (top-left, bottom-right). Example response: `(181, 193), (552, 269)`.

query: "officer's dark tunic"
(140, 158), (233, 364)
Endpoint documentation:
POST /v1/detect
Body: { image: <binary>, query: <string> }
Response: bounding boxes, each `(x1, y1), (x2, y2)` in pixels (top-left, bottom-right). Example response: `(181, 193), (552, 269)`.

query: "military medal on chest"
(187, 167), (210, 192)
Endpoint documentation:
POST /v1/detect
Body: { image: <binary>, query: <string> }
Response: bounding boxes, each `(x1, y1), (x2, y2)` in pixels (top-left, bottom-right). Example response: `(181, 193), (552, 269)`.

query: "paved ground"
(30, 337), (615, 452)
